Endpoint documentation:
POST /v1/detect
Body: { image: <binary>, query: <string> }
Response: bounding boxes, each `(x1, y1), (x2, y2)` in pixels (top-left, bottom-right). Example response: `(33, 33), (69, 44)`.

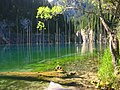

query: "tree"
(91, 0), (120, 74)
(37, 0), (120, 74)
(61, 0), (120, 74)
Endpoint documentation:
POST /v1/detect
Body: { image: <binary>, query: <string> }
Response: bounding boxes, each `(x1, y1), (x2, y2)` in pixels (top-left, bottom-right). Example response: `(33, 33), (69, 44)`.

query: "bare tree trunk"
(100, 17), (120, 73)
(109, 33), (119, 73)
(98, 0), (120, 74)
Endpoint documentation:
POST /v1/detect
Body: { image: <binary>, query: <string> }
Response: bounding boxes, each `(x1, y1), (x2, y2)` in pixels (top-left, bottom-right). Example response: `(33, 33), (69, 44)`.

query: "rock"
(45, 81), (72, 90)
(55, 65), (65, 72)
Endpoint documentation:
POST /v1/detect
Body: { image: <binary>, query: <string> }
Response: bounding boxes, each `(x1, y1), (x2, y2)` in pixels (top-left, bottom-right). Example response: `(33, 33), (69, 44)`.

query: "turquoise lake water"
(0, 43), (105, 72)
(0, 44), (82, 71)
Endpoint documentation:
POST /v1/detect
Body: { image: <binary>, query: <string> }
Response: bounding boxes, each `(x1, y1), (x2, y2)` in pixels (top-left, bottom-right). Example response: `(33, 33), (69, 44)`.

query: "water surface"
(0, 44), (80, 71)
(0, 43), (105, 72)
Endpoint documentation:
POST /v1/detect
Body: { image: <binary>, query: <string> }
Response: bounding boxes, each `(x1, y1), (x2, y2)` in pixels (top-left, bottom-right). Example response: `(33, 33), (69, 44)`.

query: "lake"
(0, 42), (105, 72)
(0, 44), (81, 71)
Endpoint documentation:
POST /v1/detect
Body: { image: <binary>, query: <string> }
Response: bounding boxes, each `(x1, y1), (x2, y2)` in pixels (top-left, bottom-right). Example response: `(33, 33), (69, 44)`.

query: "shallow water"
(0, 43), (106, 72)
(0, 78), (49, 90)
(0, 44), (81, 72)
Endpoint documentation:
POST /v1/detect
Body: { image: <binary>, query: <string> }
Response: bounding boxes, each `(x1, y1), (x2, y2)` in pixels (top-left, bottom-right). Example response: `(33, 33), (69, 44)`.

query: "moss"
(23, 53), (96, 72)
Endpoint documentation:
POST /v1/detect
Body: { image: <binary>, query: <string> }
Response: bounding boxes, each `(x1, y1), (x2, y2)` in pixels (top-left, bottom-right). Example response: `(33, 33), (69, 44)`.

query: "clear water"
(0, 44), (81, 71)
(0, 43), (105, 72)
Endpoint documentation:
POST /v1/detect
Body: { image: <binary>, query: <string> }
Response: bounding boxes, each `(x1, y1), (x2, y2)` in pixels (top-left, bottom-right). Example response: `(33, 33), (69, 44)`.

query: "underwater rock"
(45, 81), (71, 90)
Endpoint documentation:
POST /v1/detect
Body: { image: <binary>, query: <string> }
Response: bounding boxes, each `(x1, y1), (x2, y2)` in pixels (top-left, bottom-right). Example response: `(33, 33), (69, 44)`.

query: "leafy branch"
(36, 6), (63, 30)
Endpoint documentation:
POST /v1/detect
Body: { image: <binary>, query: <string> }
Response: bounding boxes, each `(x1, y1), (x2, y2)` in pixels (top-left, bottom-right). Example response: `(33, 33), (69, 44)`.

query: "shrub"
(98, 48), (115, 83)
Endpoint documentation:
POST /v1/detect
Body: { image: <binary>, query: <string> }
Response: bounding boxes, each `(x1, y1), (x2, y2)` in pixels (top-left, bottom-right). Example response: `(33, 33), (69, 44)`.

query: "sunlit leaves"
(37, 21), (46, 30)
(36, 6), (52, 19)
(36, 6), (63, 30)
(51, 6), (63, 16)
(36, 6), (63, 19)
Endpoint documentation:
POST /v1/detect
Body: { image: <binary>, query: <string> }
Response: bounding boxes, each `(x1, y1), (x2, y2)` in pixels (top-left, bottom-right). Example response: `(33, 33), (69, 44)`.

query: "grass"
(98, 48), (115, 88)
(23, 53), (97, 72)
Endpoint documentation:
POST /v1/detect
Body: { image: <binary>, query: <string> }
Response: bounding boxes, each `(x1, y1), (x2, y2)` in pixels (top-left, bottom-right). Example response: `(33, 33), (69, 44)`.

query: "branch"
(99, 17), (112, 34)
(98, 0), (112, 34)
(66, 6), (99, 16)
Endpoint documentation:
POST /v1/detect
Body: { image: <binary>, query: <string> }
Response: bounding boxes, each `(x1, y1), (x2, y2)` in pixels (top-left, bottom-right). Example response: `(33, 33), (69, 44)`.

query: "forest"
(0, 0), (120, 90)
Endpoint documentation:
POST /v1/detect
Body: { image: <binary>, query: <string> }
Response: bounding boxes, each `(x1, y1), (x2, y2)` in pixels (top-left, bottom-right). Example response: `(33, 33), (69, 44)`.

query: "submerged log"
(0, 71), (82, 86)
(0, 71), (67, 79)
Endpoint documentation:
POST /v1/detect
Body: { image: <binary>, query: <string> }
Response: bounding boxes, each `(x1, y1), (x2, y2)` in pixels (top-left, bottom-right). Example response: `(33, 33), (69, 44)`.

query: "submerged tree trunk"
(0, 31), (9, 44)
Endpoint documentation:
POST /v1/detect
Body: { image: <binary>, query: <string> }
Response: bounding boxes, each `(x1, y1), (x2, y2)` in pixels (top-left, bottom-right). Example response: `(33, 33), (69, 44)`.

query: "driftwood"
(0, 71), (83, 86)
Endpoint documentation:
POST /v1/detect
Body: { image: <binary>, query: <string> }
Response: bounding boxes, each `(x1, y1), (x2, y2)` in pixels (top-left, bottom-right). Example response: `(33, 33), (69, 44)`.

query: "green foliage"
(76, 13), (97, 30)
(81, 15), (89, 29)
(36, 6), (52, 19)
(91, 0), (118, 15)
(36, 6), (63, 30)
(98, 48), (115, 83)
(37, 21), (46, 30)
(51, 6), (63, 16)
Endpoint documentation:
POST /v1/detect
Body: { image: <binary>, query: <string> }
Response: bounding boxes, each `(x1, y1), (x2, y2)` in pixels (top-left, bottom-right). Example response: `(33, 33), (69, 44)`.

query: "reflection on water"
(0, 43), (105, 71)
(0, 44), (75, 71)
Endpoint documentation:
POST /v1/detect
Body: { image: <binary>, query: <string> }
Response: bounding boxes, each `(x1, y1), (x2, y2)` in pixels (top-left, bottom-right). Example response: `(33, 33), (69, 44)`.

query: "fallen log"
(0, 71), (82, 86)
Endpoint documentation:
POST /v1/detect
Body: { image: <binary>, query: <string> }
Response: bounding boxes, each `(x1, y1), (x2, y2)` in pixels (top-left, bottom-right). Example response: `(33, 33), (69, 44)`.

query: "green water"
(0, 44), (80, 71)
